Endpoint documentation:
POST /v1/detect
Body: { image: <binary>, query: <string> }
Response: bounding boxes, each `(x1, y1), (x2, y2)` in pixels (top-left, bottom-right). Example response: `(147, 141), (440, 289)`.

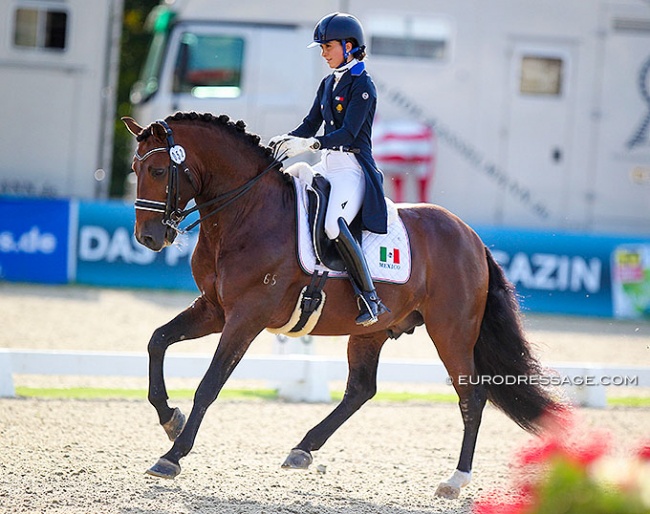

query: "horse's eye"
(150, 167), (167, 178)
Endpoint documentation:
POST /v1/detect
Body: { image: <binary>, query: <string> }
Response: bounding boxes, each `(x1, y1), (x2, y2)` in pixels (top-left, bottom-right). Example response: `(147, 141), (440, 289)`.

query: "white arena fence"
(0, 348), (648, 408)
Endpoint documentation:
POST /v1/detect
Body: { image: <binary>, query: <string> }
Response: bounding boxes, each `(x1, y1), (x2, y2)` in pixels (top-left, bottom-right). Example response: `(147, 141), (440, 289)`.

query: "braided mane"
(137, 111), (274, 159)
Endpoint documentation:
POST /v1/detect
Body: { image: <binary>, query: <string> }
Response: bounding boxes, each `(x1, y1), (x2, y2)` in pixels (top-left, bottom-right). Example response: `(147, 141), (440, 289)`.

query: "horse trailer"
(0, 0), (123, 199)
(131, 0), (650, 235)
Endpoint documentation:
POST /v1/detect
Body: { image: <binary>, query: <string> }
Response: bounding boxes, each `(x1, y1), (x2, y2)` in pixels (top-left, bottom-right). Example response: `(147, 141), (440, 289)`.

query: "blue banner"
(2, 196), (649, 319)
(475, 226), (650, 317)
(0, 197), (70, 283)
(75, 200), (198, 291)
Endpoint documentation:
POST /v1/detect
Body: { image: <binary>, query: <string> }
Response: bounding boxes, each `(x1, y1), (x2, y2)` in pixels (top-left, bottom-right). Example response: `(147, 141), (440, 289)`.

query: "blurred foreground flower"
(474, 424), (650, 514)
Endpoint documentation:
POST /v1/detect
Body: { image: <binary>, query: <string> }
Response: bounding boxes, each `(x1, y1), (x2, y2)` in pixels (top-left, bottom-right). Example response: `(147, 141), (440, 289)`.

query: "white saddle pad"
(293, 176), (411, 284)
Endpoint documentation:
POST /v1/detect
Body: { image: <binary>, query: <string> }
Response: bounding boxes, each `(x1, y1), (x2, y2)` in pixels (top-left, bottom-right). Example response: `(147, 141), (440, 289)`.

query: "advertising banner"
(611, 244), (650, 319)
(2, 197), (649, 319)
(75, 200), (198, 291)
(0, 197), (70, 283)
(476, 227), (650, 317)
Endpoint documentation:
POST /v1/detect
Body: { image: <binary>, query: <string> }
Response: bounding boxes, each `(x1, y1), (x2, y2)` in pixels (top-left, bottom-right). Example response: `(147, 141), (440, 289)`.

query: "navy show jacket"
(289, 62), (388, 235)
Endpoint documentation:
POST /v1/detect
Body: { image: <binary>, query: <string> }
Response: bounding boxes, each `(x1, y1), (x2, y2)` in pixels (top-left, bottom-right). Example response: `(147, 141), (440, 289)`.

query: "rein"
(134, 119), (282, 234)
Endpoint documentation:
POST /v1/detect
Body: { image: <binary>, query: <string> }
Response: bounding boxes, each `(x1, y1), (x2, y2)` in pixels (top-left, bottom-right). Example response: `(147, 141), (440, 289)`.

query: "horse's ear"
(150, 121), (168, 140)
(122, 117), (144, 137)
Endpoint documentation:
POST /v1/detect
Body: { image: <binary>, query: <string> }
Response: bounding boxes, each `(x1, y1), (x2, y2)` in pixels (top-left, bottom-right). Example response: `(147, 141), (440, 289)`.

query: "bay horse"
(122, 112), (560, 499)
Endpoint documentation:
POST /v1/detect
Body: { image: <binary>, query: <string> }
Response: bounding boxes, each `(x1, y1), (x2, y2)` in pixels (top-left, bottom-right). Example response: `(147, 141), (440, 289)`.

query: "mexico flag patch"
(380, 246), (401, 266)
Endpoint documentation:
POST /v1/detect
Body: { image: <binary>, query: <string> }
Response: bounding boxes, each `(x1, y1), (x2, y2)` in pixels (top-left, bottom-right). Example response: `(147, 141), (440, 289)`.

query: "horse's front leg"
(283, 332), (388, 469)
(146, 317), (263, 479)
(147, 295), (224, 435)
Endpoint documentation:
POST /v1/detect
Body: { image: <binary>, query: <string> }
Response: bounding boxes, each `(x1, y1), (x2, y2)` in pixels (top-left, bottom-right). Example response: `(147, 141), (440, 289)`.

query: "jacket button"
(330, 121), (334, 125)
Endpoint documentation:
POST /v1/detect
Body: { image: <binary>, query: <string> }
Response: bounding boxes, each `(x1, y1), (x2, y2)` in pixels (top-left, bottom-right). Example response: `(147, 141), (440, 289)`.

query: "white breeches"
(312, 150), (366, 240)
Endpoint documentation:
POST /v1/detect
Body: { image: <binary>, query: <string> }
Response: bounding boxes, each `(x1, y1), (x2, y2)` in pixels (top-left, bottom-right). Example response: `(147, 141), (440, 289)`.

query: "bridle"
(134, 119), (282, 234)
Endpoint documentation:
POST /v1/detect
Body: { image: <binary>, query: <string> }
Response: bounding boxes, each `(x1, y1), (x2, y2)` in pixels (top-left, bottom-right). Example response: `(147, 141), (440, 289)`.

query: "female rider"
(270, 12), (388, 326)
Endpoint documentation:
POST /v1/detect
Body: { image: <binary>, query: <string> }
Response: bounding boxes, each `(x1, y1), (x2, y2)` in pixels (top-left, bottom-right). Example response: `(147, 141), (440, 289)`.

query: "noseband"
(134, 119), (281, 234)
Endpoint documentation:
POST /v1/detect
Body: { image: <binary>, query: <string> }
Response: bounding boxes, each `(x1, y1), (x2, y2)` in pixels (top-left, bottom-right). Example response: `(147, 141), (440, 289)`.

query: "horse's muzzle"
(135, 218), (177, 251)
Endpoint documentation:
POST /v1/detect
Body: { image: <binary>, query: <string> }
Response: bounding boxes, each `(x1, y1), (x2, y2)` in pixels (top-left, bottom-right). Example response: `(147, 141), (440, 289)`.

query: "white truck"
(131, 0), (650, 235)
(0, 0), (123, 199)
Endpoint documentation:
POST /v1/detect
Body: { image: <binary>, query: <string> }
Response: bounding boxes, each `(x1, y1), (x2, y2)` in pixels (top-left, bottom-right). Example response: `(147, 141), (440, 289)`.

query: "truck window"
(368, 14), (451, 60)
(173, 33), (245, 99)
(130, 6), (175, 105)
(519, 56), (564, 96)
(13, 6), (67, 50)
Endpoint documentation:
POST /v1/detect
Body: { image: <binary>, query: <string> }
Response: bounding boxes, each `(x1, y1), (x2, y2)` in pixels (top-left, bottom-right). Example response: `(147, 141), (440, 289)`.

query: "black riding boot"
(334, 218), (388, 326)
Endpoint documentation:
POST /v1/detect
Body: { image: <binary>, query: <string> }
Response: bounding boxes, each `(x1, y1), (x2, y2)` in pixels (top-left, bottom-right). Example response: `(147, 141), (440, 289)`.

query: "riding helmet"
(308, 12), (365, 48)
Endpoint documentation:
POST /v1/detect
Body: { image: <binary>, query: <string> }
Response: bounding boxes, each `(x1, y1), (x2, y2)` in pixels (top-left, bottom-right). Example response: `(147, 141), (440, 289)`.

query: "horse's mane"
(137, 111), (274, 160)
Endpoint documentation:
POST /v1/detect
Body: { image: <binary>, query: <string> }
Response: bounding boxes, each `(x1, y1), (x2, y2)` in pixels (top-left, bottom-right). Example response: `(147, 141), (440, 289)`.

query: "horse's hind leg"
(426, 312), (487, 499)
(147, 295), (224, 437)
(437, 368), (487, 499)
(283, 331), (388, 469)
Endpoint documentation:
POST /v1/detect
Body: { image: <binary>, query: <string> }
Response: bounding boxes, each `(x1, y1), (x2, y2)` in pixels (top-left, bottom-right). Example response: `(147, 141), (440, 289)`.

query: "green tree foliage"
(111, 0), (160, 197)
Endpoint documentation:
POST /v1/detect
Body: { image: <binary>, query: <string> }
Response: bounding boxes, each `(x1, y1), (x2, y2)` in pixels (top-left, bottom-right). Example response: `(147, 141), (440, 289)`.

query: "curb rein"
(134, 119), (282, 234)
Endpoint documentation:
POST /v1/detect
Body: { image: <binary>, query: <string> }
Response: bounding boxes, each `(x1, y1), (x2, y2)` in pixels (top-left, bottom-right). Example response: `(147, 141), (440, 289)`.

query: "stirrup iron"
(355, 291), (388, 326)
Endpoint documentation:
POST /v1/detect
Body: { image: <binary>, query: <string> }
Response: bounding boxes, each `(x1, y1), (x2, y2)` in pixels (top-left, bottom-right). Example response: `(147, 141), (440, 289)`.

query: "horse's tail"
(473, 248), (562, 433)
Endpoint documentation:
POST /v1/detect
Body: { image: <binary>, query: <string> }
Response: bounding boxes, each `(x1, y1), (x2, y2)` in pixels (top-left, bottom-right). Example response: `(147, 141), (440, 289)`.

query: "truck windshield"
(173, 33), (244, 98)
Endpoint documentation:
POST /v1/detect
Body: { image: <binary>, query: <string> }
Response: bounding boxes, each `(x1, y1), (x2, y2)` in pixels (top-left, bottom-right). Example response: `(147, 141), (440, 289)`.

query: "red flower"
(565, 432), (609, 467)
(517, 438), (563, 467)
(637, 441), (650, 461)
(473, 494), (533, 514)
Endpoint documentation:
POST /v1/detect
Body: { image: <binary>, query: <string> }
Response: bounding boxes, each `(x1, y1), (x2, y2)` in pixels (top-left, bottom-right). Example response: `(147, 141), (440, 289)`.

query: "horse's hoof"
(435, 469), (471, 499)
(145, 458), (181, 479)
(162, 408), (186, 441)
(435, 482), (460, 499)
(281, 448), (313, 469)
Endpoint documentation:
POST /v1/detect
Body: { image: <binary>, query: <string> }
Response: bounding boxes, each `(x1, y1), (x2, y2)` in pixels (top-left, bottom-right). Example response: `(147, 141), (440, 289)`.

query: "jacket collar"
(332, 59), (365, 80)
(350, 61), (365, 76)
(332, 61), (365, 94)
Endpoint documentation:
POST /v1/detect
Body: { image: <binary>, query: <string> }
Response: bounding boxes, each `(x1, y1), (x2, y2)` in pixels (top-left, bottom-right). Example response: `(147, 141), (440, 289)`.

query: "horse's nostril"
(140, 234), (157, 250)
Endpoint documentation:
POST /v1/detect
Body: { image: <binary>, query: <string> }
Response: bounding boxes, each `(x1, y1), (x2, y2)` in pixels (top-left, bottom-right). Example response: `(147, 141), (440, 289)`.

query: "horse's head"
(122, 117), (196, 251)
